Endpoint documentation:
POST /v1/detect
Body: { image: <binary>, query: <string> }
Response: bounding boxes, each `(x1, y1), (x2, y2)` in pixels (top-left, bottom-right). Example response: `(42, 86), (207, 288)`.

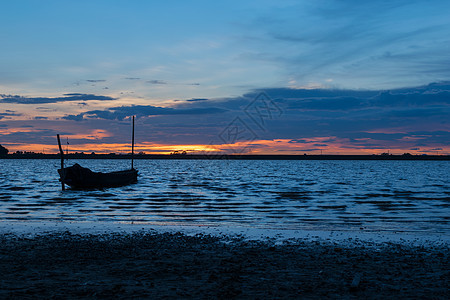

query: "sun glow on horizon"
(4, 138), (449, 156)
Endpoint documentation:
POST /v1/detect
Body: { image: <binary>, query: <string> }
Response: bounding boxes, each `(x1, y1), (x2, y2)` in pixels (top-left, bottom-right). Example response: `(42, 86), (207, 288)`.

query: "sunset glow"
(8, 138), (450, 156)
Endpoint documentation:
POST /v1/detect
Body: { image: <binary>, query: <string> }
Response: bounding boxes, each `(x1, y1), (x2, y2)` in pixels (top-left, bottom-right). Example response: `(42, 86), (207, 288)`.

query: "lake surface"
(0, 159), (449, 234)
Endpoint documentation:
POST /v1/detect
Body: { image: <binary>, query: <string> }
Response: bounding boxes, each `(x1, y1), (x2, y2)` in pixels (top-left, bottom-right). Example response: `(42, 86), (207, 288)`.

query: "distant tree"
(0, 144), (8, 156)
(170, 150), (187, 155)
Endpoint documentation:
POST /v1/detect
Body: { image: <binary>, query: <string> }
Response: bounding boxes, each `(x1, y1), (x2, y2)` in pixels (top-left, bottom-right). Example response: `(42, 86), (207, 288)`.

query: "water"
(0, 159), (449, 234)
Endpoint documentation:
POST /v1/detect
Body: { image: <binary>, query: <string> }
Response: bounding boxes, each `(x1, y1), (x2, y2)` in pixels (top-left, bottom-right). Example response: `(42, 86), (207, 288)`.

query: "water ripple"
(0, 159), (449, 233)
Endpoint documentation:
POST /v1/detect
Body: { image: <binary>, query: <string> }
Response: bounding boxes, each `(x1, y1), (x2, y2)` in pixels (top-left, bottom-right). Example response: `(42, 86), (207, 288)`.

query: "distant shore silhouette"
(1, 152), (449, 160)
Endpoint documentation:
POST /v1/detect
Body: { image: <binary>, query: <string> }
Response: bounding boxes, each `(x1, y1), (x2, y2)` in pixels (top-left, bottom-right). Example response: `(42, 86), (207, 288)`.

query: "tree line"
(0, 144), (8, 156)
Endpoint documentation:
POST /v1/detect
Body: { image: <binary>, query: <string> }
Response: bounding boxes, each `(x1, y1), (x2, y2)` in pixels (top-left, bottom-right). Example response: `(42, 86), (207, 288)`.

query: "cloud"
(0, 93), (115, 104)
(5, 82), (450, 154)
(34, 116), (48, 120)
(63, 105), (228, 121)
(186, 98), (208, 102)
(147, 80), (167, 85)
(86, 80), (106, 83)
(177, 82), (450, 120)
(167, 81), (450, 151)
(0, 112), (21, 120)
(255, 82), (450, 114)
(36, 107), (55, 111)
(0, 128), (61, 145)
(62, 114), (85, 121)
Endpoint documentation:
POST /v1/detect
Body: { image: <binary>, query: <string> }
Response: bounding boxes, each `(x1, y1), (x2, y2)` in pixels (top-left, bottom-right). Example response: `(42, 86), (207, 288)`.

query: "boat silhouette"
(57, 116), (138, 189)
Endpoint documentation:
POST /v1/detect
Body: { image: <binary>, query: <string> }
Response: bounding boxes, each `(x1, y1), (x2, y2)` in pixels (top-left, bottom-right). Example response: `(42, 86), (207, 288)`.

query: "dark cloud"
(147, 80), (167, 85)
(276, 149), (320, 152)
(62, 114), (85, 121)
(186, 98), (208, 102)
(0, 93), (115, 104)
(0, 128), (59, 145)
(166, 82), (450, 149)
(34, 116), (48, 120)
(86, 80), (106, 83)
(63, 105), (227, 121)
(286, 96), (365, 111)
(0, 112), (21, 120)
(176, 83), (450, 123)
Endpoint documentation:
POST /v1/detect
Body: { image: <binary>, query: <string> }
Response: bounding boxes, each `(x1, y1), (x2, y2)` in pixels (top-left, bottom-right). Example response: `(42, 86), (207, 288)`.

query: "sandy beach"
(0, 230), (448, 299)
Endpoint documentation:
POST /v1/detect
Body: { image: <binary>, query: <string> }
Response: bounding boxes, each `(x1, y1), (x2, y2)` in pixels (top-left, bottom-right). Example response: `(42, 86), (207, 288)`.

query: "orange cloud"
(0, 127), (41, 134)
(68, 129), (112, 140)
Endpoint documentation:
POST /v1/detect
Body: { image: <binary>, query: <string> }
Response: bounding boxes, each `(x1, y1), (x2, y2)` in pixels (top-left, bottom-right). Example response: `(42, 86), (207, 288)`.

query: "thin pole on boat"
(131, 115), (135, 170)
(57, 134), (65, 191)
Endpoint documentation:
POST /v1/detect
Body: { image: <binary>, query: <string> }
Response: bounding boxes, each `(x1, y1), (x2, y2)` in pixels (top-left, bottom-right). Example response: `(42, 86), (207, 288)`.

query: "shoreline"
(1, 229), (448, 298)
(1, 220), (449, 246)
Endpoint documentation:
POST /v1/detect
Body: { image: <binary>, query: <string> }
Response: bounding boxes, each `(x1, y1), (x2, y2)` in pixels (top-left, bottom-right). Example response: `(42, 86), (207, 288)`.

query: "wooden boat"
(57, 116), (138, 190)
(58, 163), (137, 189)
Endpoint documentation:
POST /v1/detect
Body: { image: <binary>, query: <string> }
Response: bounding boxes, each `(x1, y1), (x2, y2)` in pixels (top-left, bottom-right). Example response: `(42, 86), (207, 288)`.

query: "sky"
(1, 0), (449, 155)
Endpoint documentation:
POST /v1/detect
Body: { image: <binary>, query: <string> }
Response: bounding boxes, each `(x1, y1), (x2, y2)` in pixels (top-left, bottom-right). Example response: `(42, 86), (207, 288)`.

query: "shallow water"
(0, 159), (449, 233)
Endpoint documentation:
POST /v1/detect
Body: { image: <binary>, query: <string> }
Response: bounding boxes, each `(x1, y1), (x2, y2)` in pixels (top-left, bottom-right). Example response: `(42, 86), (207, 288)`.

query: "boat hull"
(58, 163), (138, 189)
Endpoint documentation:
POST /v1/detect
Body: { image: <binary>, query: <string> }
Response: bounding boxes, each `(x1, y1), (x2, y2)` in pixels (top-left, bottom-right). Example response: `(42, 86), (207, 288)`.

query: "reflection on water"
(0, 159), (449, 233)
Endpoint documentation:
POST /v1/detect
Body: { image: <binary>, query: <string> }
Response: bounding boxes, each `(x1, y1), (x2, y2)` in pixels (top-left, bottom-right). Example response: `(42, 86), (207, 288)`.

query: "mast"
(57, 134), (65, 191)
(131, 115), (135, 169)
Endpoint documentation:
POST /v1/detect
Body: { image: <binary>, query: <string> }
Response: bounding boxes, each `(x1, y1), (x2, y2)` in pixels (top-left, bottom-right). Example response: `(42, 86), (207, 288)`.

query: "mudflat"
(0, 231), (448, 299)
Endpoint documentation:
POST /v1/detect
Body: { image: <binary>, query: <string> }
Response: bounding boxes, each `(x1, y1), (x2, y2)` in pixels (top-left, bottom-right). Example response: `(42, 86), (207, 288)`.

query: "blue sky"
(1, 0), (450, 154)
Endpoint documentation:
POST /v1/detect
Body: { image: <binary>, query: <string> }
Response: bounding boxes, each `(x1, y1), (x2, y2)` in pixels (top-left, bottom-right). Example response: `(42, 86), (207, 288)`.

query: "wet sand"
(0, 231), (448, 299)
